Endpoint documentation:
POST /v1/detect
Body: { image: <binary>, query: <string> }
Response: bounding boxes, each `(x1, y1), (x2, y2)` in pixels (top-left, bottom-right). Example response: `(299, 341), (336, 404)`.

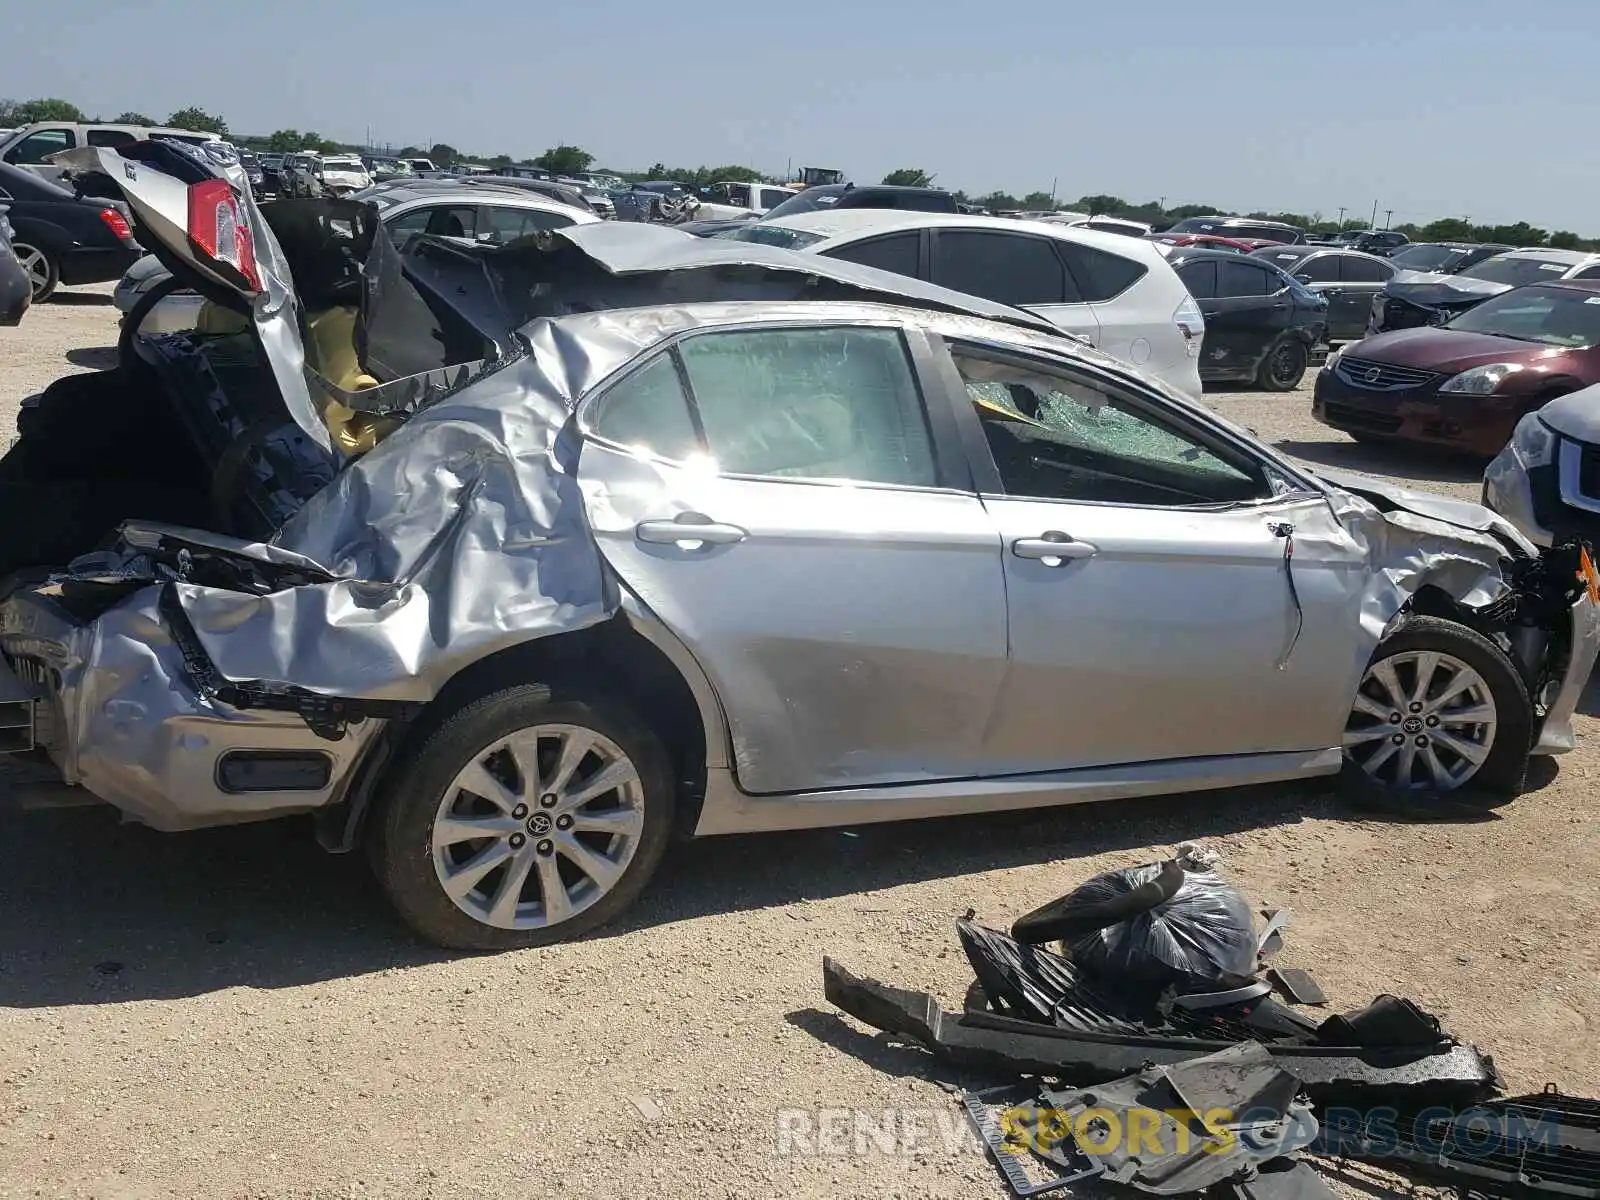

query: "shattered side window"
(956, 351), (1268, 506)
(677, 327), (938, 488)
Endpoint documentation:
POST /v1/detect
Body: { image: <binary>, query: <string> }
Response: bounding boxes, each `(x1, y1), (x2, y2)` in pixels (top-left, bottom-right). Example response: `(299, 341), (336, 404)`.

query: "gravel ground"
(2, 298), (1597, 1199)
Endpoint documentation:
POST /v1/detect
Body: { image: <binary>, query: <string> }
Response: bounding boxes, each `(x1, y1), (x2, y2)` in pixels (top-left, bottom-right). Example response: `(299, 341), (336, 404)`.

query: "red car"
(1148, 232), (1258, 254)
(1312, 280), (1600, 455)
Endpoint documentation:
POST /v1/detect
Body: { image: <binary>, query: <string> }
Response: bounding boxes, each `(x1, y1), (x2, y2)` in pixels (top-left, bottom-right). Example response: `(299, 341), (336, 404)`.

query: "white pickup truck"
(692, 180), (798, 222)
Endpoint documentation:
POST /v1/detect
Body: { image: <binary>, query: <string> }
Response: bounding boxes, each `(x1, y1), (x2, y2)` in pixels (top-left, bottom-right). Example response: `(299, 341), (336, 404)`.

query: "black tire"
(11, 242), (58, 302)
(371, 681), (676, 951)
(1340, 614), (1531, 815)
(1255, 338), (1308, 392)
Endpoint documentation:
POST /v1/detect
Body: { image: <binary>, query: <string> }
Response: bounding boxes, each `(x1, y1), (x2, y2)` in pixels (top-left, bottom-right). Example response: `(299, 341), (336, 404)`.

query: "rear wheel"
(1342, 615), (1531, 807)
(372, 681), (675, 950)
(1255, 338), (1308, 391)
(11, 242), (57, 302)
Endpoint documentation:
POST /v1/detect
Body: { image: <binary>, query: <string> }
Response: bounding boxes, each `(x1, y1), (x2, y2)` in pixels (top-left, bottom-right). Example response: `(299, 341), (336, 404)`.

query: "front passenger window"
(955, 350), (1269, 506)
(5, 129), (74, 164)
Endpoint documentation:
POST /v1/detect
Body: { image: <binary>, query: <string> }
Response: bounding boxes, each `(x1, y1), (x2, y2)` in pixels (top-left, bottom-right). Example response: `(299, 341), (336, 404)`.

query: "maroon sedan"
(1312, 280), (1600, 455)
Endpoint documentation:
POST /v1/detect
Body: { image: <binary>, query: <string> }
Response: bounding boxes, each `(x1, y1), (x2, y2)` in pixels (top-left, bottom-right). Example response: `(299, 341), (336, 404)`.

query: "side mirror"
(1295, 274), (1313, 284)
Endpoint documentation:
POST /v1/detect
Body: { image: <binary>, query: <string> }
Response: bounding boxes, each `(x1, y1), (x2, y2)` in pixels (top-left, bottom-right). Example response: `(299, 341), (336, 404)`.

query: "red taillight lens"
(97, 207), (133, 242)
(186, 178), (261, 293)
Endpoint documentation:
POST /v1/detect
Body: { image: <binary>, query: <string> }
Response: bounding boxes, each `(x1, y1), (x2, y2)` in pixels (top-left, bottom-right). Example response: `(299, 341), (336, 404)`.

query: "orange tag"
(1580, 546), (1600, 606)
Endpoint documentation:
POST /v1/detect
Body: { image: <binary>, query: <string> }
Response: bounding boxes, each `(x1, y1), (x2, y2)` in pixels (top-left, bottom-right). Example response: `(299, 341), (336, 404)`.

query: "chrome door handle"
(636, 514), (747, 548)
(1012, 531), (1098, 565)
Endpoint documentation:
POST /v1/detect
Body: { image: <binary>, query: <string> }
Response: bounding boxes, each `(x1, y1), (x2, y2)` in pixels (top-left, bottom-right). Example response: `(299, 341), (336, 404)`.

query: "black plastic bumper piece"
(822, 957), (1501, 1107)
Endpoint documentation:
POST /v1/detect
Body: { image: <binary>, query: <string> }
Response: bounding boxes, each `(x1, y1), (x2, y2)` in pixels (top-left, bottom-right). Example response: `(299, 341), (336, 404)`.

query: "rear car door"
(1331, 254), (1395, 340)
(928, 228), (1102, 347)
(1197, 258), (1287, 375)
(938, 340), (1366, 771)
(818, 230), (924, 278)
(577, 322), (1011, 795)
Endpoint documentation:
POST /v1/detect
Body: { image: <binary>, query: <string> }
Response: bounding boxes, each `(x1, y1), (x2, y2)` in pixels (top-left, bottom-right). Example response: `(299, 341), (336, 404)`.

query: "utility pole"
(1369, 200), (1379, 230)
(1050, 176), (1058, 205)
(1337, 206), (1346, 227)
(1383, 209), (1394, 230)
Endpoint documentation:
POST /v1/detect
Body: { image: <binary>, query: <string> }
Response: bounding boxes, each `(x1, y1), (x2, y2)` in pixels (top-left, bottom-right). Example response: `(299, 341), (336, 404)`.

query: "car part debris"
(962, 1084), (1105, 1197)
(822, 957), (1501, 1106)
(1268, 967), (1327, 1006)
(1318, 1089), (1600, 1200)
(1037, 1042), (1316, 1195)
(1012, 851), (1259, 991)
(1229, 1159), (1340, 1200)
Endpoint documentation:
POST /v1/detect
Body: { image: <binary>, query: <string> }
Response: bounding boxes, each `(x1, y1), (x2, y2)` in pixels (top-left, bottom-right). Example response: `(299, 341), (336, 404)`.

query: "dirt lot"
(1, 293), (1597, 1200)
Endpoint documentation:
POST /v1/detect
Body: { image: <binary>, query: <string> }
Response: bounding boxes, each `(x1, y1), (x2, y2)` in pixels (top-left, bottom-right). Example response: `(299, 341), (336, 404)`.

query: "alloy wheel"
(1343, 650), (1497, 792)
(431, 723), (646, 930)
(1269, 343), (1302, 387)
(12, 244), (50, 299)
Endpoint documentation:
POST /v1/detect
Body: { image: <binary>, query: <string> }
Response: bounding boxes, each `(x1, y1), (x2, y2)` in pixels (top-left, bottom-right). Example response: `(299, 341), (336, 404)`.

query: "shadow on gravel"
(64, 346), (118, 370)
(0, 780), (1344, 1007)
(1272, 438), (1485, 485)
(45, 292), (115, 307)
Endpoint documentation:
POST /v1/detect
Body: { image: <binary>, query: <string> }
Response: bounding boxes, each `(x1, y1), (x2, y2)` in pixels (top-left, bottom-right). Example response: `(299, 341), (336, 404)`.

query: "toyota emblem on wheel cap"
(527, 812), (553, 835)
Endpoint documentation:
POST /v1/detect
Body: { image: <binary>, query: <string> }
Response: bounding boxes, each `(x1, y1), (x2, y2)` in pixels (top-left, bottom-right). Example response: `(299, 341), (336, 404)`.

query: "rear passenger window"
(1216, 261), (1276, 297)
(1340, 255), (1394, 283)
(1176, 261), (1217, 299)
(932, 232), (1073, 305)
(822, 233), (920, 277)
(1294, 255), (1338, 283)
(87, 129), (139, 147)
(1057, 243), (1146, 301)
(679, 327), (937, 486)
(1574, 266), (1600, 281)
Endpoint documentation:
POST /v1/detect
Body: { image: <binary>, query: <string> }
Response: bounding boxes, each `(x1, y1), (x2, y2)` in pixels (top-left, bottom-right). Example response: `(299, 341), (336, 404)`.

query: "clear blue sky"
(8, 0), (1596, 234)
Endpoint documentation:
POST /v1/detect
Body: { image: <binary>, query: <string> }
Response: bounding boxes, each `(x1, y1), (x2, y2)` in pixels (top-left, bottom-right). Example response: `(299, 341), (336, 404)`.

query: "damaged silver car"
(2, 141), (1597, 950)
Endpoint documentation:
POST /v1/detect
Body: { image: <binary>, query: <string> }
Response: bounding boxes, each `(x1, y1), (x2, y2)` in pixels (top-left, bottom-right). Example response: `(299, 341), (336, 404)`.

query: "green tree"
(882, 168), (935, 187)
(113, 111), (157, 125)
(704, 164), (764, 183)
(397, 146), (422, 158)
(1484, 222), (1547, 246)
(1165, 203), (1222, 221)
(979, 191), (1019, 210)
(1418, 217), (1475, 242)
(429, 142), (459, 167)
(487, 154), (514, 170)
(1550, 230), (1585, 250)
(167, 106), (228, 136)
(265, 130), (303, 153)
(1, 97), (87, 124)
(1077, 194), (1127, 215)
(533, 144), (595, 174)
(1021, 191), (1055, 210)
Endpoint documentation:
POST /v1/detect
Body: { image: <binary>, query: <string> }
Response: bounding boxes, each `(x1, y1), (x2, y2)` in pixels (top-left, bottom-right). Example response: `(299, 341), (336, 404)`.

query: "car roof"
(1542, 278), (1600, 294)
(759, 209), (1163, 257)
(1496, 247), (1597, 265)
(1167, 248), (1285, 266)
(385, 189), (597, 219)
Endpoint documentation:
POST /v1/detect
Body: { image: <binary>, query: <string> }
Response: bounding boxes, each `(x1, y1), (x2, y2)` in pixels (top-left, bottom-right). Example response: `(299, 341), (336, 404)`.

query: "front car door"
(931, 337), (1369, 771)
(576, 320), (1011, 794)
(927, 228), (1103, 349)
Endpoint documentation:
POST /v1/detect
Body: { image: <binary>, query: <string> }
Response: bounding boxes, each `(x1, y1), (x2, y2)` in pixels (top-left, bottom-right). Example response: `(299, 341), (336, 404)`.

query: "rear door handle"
(636, 514), (747, 548)
(1012, 531), (1098, 565)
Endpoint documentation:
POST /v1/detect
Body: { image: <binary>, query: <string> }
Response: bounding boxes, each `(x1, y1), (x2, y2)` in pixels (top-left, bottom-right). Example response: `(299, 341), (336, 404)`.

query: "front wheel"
(1255, 338), (1308, 391)
(11, 242), (58, 302)
(1342, 615), (1531, 807)
(372, 682), (675, 950)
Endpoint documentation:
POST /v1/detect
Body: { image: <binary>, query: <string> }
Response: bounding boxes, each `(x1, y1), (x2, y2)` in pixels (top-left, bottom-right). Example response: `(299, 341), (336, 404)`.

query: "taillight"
(186, 178), (261, 292)
(1173, 295), (1205, 356)
(97, 207), (134, 242)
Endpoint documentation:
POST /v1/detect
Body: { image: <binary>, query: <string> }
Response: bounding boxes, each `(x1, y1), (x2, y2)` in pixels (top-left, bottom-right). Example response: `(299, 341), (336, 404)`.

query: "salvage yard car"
(725, 210), (1208, 398)
(1, 140), (1596, 952)
(0, 161), (142, 301)
(1166, 249), (1328, 390)
(1369, 247), (1600, 335)
(1313, 280), (1600, 455)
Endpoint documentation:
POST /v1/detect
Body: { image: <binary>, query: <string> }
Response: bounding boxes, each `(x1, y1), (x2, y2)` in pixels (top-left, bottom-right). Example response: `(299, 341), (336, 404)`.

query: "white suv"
(727, 211), (1204, 398)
